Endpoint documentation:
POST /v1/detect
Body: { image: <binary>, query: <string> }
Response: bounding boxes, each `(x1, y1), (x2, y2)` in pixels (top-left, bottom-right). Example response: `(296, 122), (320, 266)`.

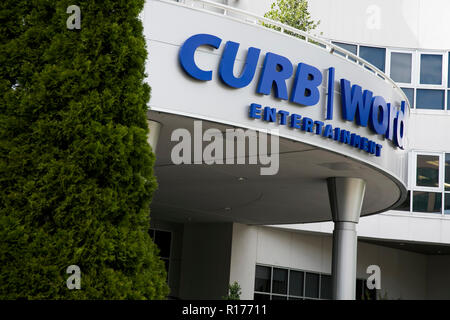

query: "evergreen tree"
(0, 0), (169, 299)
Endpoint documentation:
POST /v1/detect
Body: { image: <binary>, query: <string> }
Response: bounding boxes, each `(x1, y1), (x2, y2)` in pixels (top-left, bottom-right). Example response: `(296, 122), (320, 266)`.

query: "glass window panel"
(320, 275), (332, 300)
(255, 266), (271, 293)
(420, 54), (442, 85)
(446, 154), (450, 191)
(271, 295), (287, 300)
(396, 191), (411, 211)
(305, 273), (319, 298)
(401, 88), (414, 108)
(448, 91), (450, 110)
(413, 191), (442, 213)
(332, 42), (357, 62)
(272, 268), (288, 294)
(391, 52), (412, 83)
(416, 89), (444, 110)
(254, 293), (270, 300)
(447, 90), (450, 110)
(155, 230), (171, 258)
(416, 155), (440, 188)
(445, 193), (450, 215)
(149, 229), (155, 240)
(448, 52), (450, 88)
(288, 297), (302, 300)
(332, 41), (357, 55)
(289, 270), (304, 297)
(359, 46), (386, 72)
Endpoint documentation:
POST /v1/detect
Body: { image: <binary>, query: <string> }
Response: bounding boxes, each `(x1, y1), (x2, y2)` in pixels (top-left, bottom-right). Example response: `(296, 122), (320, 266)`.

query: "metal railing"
(165, 0), (410, 109)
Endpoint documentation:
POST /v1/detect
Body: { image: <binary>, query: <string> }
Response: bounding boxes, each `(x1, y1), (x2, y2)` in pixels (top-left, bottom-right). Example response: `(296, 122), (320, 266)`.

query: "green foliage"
(263, 0), (320, 37)
(0, 0), (169, 299)
(224, 281), (241, 300)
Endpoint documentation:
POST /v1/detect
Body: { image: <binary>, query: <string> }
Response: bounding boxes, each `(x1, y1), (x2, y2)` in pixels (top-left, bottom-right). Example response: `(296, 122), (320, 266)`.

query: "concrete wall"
(179, 222), (233, 299)
(149, 219), (446, 300)
(426, 255), (450, 299)
(357, 241), (427, 300)
(227, 0), (450, 50)
(230, 223), (429, 299)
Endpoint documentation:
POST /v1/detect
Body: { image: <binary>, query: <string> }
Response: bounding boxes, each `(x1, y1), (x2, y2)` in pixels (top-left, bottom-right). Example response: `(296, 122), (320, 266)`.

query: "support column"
(147, 120), (162, 153)
(327, 177), (366, 300)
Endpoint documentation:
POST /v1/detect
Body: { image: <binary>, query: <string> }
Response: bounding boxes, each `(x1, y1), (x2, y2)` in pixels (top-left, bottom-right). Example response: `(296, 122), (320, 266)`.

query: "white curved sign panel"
(143, 0), (409, 189)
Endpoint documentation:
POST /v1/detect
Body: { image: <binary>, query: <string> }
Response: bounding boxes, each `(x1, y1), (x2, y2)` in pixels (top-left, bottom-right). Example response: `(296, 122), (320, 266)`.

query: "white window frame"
(387, 49), (414, 86)
(412, 151), (444, 192)
(409, 151), (446, 215)
(417, 51), (445, 87)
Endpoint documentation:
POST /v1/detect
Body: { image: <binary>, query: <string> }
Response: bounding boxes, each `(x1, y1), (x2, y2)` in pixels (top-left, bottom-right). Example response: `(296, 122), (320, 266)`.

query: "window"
(416, 89), (444, 110)
(391, 52), (412, 83)
(445, 154), (450, 191)
(254, 293), (271, 300)
(325, 40), (450, 111)
(401, 88), (414, 108)
(288, 270), (304, 297)
(272, 268), (288, 295)
(332, 41), (357, 62)
(420, 54), (442, 85)
(445, 154), (450, 214)
(416, 154), (440, 188)
(398, 152), (450, 215)
(332, 41), (357, 55)
(305, 273), (320, 299)
(447, 52), (450, 88)
(413, 191), (442, 213)
(253, 265), (370, 300)
(255, 265), (271, 293)
(320, 275), (332, 300)
(359, 46), (386, 72)
(445, 193), (450, 215)
(447, 90), (450, 111)
(150, 228), (172, 276)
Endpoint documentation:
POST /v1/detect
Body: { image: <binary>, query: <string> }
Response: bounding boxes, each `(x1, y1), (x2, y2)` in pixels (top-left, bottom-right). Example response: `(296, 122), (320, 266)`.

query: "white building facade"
(146, 0), (450, 300)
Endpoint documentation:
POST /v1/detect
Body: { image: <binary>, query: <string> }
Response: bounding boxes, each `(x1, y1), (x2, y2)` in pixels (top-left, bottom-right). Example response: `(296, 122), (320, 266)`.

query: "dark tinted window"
(420, 54), (442, 85)
(359, 46), (386, 72)
(272, 268), (288, 294)
(289, 270), (304, 297)
(254, 293), (270, 300)
(444, 193), (450, 215)
(320, 275), (332, 300)
(401, 88), (414, 108)
(413, 191), (442, 213)
(305, 273), (319, 298)
(416, 155), (440, 188)
(255, 265), (271, 293)
(333, 41), (357, 55)
(416, 89), (444, 110)
(391, 52), (412, 83)
(446, 154), (450, 191)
